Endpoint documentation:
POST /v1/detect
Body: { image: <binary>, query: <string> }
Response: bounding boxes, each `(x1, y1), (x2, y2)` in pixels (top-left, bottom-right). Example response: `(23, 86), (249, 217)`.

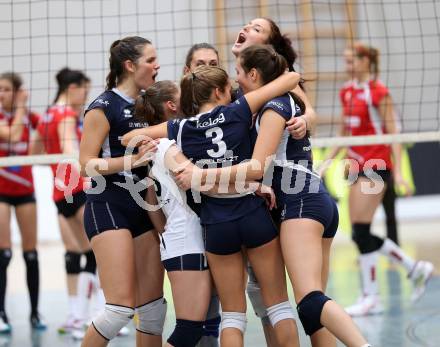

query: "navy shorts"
(278, 183), (339, 238)
(356, 169), (391, 183)
(55, 191), (87, 218)
(203, 204), (278, 255)
(0, 194), (35, 207)
(163, 253), (208, 272)
(83, 200), (154, 240)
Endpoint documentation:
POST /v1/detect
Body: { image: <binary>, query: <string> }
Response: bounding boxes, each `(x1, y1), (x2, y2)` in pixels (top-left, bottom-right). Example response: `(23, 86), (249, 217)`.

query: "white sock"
(359, 252), (379, 296)
(68, 295), (78, 319)
(379, 238), (415, 273)
(76, 272), (96, 321)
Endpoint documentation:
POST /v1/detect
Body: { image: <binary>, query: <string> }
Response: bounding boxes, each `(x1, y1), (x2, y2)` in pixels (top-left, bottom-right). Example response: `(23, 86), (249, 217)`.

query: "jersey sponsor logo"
(267, 101), (286, 111)
(196, 113), (225, 128)
(345, 115), (361, 128)
(302, 145), (311, 152)
(196, 154), (238, 166)
(96, 99), (110, 106)
(128, 121), (149, 128)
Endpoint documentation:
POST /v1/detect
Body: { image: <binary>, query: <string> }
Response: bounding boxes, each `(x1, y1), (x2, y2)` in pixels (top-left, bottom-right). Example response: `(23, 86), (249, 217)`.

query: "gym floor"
(3, 219), (439, 347)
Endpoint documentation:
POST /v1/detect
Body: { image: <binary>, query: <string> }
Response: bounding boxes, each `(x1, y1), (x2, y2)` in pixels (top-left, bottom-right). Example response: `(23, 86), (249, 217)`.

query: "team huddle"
(0, 16), (434, 347)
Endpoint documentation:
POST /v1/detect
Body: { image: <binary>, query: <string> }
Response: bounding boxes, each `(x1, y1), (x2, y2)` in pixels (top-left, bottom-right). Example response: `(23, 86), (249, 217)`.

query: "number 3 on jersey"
(205, 127), (227, 158)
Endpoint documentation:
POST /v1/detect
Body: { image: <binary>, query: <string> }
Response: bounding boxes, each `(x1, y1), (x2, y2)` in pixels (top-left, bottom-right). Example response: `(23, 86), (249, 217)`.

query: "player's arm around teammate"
(79, 37), (165, 347)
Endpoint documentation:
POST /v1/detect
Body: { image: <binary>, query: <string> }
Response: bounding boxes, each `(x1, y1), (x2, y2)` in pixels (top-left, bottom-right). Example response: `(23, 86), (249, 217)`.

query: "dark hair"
(54, 67), (90, 104)
(239, 44), (287, 85)
(180, 66), (229, 116)
(135, 80), (179, 125)
(0, 72), (23, 91)
(261, 17), (305, 89)
(185, 43), (219, 68)
(353, 42), (380, 80)
(240, 45), (305, 114)
(106, 36), (151, 90)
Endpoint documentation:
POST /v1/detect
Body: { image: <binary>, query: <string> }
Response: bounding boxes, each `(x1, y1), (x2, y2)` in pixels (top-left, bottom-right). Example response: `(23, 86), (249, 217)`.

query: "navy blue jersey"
(167, 96), (264, 224)
(84, 88), (149, 205)
(85, 88), (149, 185)
(256, 93), (312, 169)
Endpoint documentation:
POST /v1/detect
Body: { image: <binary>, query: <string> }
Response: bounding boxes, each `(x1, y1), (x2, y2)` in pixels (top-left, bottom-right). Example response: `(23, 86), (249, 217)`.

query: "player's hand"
(132, 140), (158, 168)
(286, 115), (307, 140)
(255, 184), (277, 210)
(173, 164), (201, 191)
(393, 170), (413, 196)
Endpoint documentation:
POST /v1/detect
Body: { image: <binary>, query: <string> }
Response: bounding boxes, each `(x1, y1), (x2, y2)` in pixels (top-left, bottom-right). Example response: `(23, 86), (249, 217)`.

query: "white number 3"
(205, 127), (227, 158)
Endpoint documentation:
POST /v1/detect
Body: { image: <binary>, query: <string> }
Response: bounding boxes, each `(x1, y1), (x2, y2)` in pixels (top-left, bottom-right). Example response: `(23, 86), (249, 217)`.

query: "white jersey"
(151, 139), (205, 261)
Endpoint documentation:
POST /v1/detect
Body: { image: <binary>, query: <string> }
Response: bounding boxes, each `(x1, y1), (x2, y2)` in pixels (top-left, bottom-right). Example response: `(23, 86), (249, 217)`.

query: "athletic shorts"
(203, 204), (278, 255)
(83, 200), (154, 240)
(0, 194), (35, 207)
(162, 253), (208, 272)
(357, 168), (391, 183)
(55, 191), (87, 218)
(278, 184), (339, 238)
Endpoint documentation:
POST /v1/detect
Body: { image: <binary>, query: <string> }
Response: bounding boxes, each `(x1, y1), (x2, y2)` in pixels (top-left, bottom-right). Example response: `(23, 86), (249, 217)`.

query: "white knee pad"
(135, 297), (167, 335)
(246, 268), (267, 318)
(93, 304), (134, 340)
(267, 301), (295, 327)
(221, 312), (247, 333)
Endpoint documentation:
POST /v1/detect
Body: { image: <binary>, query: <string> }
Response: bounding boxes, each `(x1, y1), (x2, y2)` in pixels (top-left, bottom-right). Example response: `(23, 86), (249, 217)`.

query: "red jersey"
(0, 110), (39, 196)
(340, 79), (393, 171)
(37, 105), (85, 202)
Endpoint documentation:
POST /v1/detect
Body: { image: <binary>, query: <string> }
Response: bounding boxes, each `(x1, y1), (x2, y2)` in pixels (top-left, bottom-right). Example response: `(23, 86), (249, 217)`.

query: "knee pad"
(93, 303), (134, 340)
(83, 250), (97, 274)
(267, 301), (295, 327)
(352, 223), (384, 254)
(167, 319), (204, 347)
(135, 297), (167, 335)
(296, 291), (331, 336)
(246, 267), (267, 318)
(23, 250), (38, 267)
(65, 251), (82, 274)
(221, 312), (247, 333)
(0, 249), (12, 269)
(203, 295), (221, 338)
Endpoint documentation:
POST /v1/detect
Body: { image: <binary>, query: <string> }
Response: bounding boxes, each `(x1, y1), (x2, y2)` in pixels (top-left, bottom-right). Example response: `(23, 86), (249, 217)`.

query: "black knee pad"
(167, 319), (204, 347)
(65, 251), (82, 274)
(83, 250), (97, 274)
(0, 249), (12, 268)
(296, 291), (331, 336)
(351, 223), (384, 254)
(23, 250), (38, 265)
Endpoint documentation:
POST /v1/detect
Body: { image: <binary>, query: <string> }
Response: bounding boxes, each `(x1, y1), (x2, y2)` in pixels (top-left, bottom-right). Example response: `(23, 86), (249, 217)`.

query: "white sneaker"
(71, 327), (86, 340)
(409, 261), (434, 302)
(345, 295), (384, 316)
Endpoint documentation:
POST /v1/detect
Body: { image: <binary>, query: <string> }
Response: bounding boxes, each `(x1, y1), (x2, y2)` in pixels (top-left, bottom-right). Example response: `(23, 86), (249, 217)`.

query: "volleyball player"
(320, 42), (434, 315)
(0, 72), (46, 331)
(183, 43), (219, 73)
(229, 17), (319, 346)
(123, 65), (302, 347)
(130, 80), (214, 347)
(32, 68), (99, 331)
(79, 36), (165, 347)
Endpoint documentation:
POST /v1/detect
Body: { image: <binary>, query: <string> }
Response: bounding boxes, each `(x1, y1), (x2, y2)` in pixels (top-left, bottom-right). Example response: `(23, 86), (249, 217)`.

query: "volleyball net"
(0, 0), (439, 168)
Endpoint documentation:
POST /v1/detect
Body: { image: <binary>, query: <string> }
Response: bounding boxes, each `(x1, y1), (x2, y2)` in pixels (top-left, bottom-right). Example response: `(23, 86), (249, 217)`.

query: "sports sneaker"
(409, 261), (434, 302)
(0, 313), (11, 334)
(345, 295), (384, 316)
(71, 327), (86, 340)
(57, 316), (82, 334)
(30, 313), (47, 330)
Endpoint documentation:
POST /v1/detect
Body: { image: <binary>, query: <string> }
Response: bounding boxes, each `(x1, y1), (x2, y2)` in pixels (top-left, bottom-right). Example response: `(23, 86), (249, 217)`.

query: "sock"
(359, 252), (379, 296)
(76, 271), (96, 321)
(379, 238), (415, 273)
(0, 249), (11, 319)
(68, 295), (78, 319)
(23, 250), (39, 315)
